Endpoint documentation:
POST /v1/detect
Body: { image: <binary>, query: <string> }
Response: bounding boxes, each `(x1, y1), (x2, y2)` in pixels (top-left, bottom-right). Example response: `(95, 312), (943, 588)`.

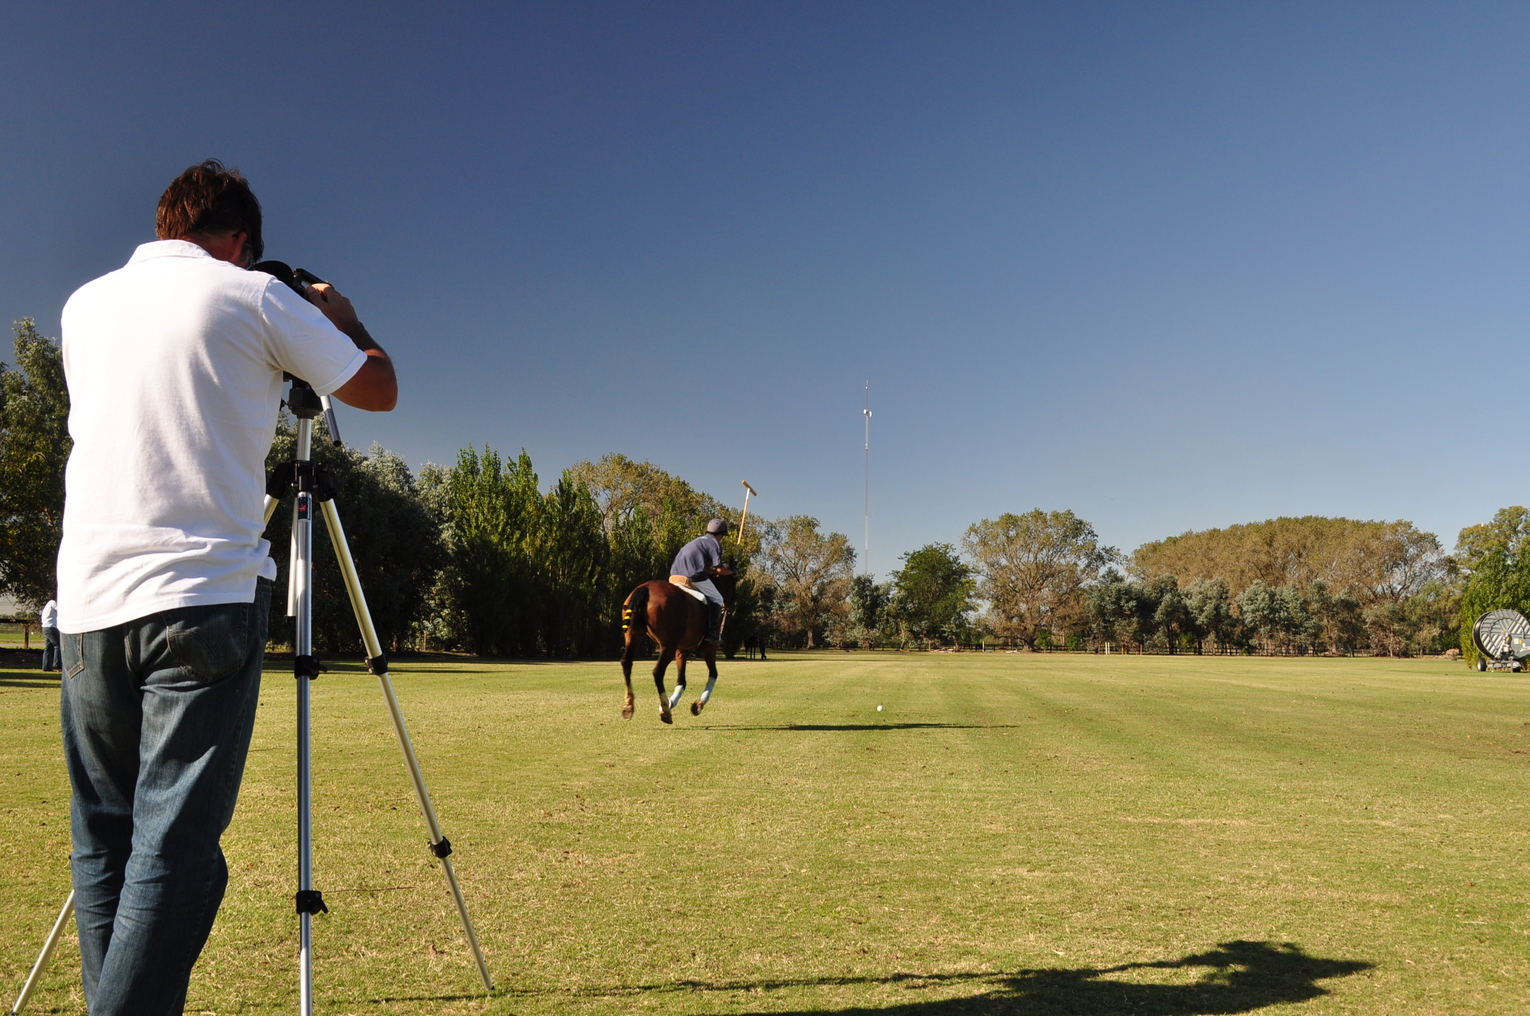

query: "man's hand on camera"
(304, 282), (362, 334)
(306, 282), (399, 412)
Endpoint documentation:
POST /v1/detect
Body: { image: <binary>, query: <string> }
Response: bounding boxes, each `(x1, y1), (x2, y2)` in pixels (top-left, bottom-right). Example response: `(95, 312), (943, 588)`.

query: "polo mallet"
(716, 481), (757, 643)
(736, 480), (758, 551)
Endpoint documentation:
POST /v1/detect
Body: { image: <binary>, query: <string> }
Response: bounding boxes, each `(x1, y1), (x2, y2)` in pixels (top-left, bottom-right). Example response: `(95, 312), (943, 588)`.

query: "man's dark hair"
(156, 160), (263, 263)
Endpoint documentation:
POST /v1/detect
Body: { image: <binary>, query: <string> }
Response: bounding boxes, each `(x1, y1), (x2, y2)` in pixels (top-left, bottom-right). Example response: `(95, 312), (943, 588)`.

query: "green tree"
(568, 453), (728, 534)
(1236, 581), (1315, 655)
(1182, 577), (1237, 654)
(1150, 575), (1191, 654)
(1363, 601), (1409, 657)
(1304, 580), (1350, 655)
(758, 516), (855, 648)
(604, 497), (683, 649)
(1134, 515), (1447, 603)
(1364, 522), (1446, 603)
(0, 319), (71, 610)
(848, 574), (891, 648)
(533, 472), (609, 656)
(1085, 571), (1159, 649)
(887, 543), (975, 646)
(964, 509), (1117, 647)
(263, 419), (442, 654)
(1305, 580), (1364, 656)
(1455, 507), (1530, 574)
(419, 445), (542, 656)
(1398, 580), (1459, 656)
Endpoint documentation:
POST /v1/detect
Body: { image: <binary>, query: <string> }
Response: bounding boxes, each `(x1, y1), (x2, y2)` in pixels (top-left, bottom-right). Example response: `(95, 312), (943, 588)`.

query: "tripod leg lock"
(429, 837), (453, 859)
(266, 462), (297, 498)
(310, 462), (337, 502)
(266, 461), (337, 500)
(295, 889), (328, 915)
(366, 652), (389, 676)
(294, 655), (324, 680)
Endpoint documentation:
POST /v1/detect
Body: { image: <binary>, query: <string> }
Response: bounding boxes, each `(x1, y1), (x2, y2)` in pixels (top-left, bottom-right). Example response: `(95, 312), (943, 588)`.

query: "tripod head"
(281, 375), (341, 446)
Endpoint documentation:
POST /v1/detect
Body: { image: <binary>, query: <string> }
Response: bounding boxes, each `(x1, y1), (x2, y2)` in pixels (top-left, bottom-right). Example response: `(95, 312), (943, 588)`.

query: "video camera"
(250, 260), (328, 298)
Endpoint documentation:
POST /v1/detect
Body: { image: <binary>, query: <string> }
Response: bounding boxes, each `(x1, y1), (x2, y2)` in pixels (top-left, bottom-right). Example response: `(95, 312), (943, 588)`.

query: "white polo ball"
(877, 705), (883, 711)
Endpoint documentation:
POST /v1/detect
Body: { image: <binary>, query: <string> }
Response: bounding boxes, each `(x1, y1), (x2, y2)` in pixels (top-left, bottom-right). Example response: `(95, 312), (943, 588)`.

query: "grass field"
(3, 650), (1528, 1015)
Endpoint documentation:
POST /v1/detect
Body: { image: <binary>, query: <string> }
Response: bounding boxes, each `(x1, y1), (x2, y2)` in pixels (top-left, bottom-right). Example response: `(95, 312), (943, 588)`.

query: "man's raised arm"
(305, 282), (397, 411)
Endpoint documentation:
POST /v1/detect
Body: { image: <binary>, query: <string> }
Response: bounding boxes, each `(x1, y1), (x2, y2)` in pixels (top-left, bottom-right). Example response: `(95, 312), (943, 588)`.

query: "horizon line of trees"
(0, 319), (1519, 661)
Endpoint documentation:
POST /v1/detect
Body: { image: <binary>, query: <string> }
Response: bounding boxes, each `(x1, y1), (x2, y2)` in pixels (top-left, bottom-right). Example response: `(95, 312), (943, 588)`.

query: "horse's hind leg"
(619, 632), (639, 720)
(668, 652), (689, 710)
(653, 648), (677, 724)
(691, 644), (720, 716)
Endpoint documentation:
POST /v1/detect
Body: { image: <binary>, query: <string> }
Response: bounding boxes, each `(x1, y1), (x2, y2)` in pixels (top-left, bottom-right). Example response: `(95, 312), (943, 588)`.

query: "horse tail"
(622, 583), (650, 637)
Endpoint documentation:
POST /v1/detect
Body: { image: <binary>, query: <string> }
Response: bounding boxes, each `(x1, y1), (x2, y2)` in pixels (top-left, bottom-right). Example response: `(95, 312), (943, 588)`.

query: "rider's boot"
(704, 601), (722, 643)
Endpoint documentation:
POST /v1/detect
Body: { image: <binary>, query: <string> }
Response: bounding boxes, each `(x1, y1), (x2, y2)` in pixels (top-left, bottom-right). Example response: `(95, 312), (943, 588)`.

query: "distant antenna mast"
(862, 381), (871, 575)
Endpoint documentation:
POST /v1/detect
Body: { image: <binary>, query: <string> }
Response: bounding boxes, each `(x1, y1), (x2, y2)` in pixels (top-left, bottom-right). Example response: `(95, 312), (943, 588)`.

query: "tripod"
(277, 379), (492, 1011)
(11, 380), (493, 1015)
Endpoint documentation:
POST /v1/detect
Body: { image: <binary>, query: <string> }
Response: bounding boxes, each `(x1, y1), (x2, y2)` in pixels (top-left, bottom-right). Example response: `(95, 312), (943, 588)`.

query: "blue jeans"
(42, 626), (61, 670)
(60, 579), (270, 1016)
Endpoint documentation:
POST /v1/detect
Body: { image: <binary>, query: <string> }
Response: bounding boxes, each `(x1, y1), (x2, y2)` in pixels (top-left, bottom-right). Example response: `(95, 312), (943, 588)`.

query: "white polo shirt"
(56, 240), (368, 633)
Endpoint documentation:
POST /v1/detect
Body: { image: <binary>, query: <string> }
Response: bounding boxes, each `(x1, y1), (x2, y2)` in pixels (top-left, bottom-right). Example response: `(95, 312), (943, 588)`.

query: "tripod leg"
(319, 499), (494, 992)
(292, 490), (321, 1016)
(10, 890), (74, 1015)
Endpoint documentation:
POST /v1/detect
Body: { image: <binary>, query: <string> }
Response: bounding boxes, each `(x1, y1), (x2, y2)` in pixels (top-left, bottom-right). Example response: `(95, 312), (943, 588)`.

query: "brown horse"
(620, 571), (737, 723)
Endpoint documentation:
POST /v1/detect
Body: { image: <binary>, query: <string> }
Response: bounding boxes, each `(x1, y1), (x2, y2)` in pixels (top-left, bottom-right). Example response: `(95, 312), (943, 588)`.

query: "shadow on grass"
(703, 723), (1017, 732)
(474, 940), (1369, 1015)
(0, 670), (59, 688)
(355, 993), (489, 1005)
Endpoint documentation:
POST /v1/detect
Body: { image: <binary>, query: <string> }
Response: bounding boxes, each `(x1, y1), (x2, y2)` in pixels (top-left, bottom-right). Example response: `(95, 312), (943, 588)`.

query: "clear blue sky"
(3, 2), (1525, 578)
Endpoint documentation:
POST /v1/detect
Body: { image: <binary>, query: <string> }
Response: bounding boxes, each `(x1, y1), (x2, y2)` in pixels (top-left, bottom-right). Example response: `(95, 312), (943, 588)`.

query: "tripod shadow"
(994, 940), (1371, 1015)
(720, 941), (1372, 1016)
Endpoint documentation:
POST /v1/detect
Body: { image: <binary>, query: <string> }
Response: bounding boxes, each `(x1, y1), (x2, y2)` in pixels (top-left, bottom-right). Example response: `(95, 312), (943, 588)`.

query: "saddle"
(668, 575), (708, 602)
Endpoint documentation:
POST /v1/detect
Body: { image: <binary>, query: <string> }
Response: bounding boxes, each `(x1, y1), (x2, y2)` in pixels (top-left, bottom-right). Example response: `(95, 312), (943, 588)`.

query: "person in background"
(40, 597), (59, 671)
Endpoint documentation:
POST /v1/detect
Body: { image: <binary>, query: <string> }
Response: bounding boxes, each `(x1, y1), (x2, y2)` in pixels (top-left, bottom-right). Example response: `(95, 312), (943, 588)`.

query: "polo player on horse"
(669, 518), (735, 644)
(619, 518), (739, 722)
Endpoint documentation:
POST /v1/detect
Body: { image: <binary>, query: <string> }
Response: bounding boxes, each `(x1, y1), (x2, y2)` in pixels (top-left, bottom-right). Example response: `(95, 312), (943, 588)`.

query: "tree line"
(0, 320), (1515, 659)
(821, 511), (1459, 657)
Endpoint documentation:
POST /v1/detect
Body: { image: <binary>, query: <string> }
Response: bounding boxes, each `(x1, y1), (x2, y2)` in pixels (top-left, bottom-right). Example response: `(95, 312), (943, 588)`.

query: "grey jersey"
(670, 534), (723, 581)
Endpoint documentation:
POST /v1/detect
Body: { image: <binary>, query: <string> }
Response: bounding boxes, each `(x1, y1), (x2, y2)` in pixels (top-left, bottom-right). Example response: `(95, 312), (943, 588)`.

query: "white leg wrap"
(699, 678), (716, 704)
(668, 685), (685, 708)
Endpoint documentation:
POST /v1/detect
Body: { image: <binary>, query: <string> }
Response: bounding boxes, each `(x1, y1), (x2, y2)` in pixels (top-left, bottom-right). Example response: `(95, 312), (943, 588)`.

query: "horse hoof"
(690, 701), (703, 715)
(622, 705), (634, 720)
(660, 711), (674, 725)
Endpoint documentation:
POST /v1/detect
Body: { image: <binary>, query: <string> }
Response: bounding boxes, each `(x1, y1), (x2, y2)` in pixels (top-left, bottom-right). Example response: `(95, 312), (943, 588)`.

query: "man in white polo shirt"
(40, 596), (59, 670)
(56, 160), (396, 1015)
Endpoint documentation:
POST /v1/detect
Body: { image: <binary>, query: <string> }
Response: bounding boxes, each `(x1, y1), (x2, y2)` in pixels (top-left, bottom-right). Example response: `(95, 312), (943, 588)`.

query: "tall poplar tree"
(0, 319), (71, 610)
